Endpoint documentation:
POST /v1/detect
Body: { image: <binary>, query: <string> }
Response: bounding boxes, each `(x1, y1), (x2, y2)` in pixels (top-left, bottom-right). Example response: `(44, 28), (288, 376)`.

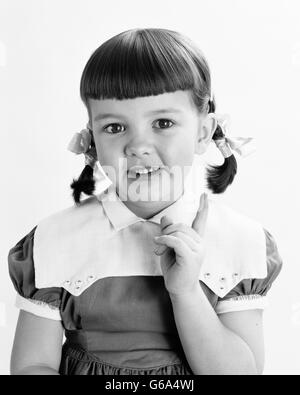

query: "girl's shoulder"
(7, 196), (109, 320)
(35, 195), (106, 232)
(8, 195), (107, 284)
(200, 197), (283, 302)
(8, 224), (63, 320)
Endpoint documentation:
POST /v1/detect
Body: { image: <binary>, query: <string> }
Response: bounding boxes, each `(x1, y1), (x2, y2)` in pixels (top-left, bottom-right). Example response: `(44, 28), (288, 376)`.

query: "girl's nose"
(125, 138), (153, 158)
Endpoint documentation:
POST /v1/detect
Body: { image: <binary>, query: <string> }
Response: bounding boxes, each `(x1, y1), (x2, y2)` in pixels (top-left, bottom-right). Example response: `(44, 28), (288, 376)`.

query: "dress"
(8, 210), (283, 374)
(7, 157), (283, 375)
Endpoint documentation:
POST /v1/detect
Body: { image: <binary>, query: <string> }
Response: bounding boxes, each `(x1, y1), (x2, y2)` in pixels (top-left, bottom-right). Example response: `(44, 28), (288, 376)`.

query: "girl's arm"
(10, 310), (64, 375)
(155, 199), (281, 375)
(170, 285), (263, 375)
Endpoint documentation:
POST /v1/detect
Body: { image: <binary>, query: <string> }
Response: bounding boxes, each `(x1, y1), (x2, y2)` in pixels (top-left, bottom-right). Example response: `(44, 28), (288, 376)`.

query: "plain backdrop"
(1, 0), (299, 375)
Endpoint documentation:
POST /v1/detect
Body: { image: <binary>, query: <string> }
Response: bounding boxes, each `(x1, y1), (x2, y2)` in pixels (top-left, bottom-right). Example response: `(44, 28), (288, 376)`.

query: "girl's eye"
(103, 123), (125, 134)
(103, 119), (174, 134)
(154, 119), (174, 129)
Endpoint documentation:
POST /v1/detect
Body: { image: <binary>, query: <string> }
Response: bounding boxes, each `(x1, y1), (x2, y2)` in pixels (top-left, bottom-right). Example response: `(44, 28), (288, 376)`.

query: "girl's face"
(88, 90), (216, 218)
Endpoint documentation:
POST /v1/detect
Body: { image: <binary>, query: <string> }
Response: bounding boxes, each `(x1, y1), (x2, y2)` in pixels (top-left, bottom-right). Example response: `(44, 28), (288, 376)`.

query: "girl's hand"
(153, 193), (208, 297)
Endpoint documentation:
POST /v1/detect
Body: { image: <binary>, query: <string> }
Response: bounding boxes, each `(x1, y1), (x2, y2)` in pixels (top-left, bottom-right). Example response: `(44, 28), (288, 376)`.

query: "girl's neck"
(119, 196), (179, 220)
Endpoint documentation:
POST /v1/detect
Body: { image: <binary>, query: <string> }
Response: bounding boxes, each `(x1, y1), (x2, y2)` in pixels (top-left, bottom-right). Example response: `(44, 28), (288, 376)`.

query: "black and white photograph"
(0, 0), (299, 376)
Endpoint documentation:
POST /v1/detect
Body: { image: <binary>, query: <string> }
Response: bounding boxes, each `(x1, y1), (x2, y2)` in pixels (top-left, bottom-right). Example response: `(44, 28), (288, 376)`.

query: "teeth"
(137, 167), (161, 174)
(129, 166), (161, 176)
(137, 168), (153, 174)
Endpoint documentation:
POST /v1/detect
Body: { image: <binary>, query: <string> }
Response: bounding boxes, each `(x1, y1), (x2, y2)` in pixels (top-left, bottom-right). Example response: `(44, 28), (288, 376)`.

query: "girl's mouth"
(127, 167), (164, 179)
(127, 168), (162, 180)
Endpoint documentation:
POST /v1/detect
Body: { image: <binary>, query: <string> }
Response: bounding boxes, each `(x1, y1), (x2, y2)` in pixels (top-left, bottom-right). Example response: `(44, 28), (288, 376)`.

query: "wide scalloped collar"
(33, 195), (267, 298)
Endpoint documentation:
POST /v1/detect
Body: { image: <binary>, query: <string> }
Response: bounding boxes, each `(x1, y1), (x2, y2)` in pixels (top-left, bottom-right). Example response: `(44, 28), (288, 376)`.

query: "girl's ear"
(87, 120), (92, 131)
(87, 120), (95, 145)
(195, 113), (218, 155)
(87, 122), (99, 161)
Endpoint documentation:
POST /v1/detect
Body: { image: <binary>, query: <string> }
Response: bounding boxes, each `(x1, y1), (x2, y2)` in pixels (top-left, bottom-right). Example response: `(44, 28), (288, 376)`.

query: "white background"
(1, 0), (299, 374)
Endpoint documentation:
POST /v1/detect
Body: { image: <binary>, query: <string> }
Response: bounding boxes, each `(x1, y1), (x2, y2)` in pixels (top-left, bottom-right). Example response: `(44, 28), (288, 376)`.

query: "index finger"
(191, 193), (209, 237)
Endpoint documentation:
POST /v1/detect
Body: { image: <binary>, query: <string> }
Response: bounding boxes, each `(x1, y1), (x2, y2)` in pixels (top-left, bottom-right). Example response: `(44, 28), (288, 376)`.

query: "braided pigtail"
(205, 99), (237, 194)
(70, 140), (97, 205)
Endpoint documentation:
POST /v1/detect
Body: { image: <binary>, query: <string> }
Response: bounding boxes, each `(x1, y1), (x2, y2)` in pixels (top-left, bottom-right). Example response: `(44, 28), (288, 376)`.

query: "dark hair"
(70, 28), (237, 204)
(70, 136), (97, 205)
(206, 100), (237, 194)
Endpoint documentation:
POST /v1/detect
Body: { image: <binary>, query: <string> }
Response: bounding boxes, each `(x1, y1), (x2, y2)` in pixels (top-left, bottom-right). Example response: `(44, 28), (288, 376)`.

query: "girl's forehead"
(89, 90), (197, 116)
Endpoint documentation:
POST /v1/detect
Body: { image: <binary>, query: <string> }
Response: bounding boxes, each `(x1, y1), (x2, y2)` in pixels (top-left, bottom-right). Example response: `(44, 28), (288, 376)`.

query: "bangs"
(80, 28), (211, 110)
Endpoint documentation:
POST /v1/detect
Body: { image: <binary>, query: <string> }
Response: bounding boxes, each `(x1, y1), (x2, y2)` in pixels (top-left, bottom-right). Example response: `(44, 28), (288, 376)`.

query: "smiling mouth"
(127, 168), (163, 179)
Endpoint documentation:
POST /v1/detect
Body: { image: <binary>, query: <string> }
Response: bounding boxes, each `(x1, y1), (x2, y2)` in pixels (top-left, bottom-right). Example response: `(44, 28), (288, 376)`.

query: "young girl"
(8, 28), (283, 375)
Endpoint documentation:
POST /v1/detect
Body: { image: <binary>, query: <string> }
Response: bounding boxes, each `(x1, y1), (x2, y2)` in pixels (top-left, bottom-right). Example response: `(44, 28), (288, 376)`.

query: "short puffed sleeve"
(215, 228), (283, 314)
(8, 226), (63, 320)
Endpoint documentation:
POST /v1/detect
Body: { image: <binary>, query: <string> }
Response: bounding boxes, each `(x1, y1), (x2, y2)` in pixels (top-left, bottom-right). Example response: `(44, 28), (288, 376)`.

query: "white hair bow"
(67, 124), (97, 167)
(214, 114), (257, 158)
(67, 124), (113, 195)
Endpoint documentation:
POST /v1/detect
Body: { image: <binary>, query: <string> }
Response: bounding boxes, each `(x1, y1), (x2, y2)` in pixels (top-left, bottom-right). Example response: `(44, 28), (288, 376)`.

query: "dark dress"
(8, 226), (282, 375)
